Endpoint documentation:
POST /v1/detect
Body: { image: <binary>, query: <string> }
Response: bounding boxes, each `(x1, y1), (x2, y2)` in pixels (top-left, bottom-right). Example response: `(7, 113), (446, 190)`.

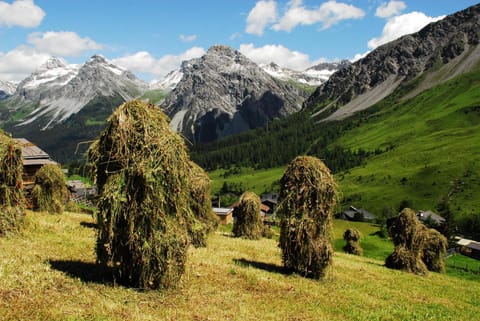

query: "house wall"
(460, 246), (480, 260)
(217, 213), (233, 225)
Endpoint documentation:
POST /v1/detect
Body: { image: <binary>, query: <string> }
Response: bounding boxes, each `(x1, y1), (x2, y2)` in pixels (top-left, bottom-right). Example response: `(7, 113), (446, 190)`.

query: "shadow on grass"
(233, 258), (291, 275)
(49, 260), (113, 284)
(80, 221), (98, 229)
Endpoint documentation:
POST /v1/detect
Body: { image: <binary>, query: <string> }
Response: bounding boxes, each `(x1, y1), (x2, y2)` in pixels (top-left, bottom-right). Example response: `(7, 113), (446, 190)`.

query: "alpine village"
(0, 2), (479, 320)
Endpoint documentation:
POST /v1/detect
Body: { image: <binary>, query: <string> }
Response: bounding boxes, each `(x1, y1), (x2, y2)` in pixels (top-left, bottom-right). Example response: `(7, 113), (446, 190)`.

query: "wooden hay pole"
(89, 100), (202, 290)
(232, 191), (263, 240)
(0, 130), (24, 236)
(277, 156), (337, 279)
(343, 228), (363, 256)
(31, 164), (68, 214)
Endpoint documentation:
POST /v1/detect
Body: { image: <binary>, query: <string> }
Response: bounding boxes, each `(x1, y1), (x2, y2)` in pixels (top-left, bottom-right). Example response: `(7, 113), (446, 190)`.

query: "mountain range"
(190, 3), (480, 239)
(0, 46), (344, 160)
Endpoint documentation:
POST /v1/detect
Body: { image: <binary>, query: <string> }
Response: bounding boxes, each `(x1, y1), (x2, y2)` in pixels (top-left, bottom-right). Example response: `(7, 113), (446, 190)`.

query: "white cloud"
(375, 1), (406, 18)
(112, 47), (206, 79)
(27, 31), (103, 57)
(368, 12), (445, 49)
(245, 0), (278, 36)
(179, 34), (197, 42)
(0, 0), (45, 28)
(230, 32), (242, 40)
(0, 46), (50, 81)
(351, 50), (370, 62)
(239, 43), (325, 71)
(272, 0), (365, 32)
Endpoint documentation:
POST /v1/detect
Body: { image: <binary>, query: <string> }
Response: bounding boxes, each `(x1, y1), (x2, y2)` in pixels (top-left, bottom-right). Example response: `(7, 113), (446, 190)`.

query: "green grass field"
(206, 70), (480, 236)
(1, 211), (478, 321)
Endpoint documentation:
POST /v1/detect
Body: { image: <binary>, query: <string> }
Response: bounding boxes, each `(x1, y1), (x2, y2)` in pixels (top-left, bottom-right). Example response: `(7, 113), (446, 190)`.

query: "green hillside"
(337, 70), (480, 227)
(199, 68), (480, 239)
(0, 211), (478, 320)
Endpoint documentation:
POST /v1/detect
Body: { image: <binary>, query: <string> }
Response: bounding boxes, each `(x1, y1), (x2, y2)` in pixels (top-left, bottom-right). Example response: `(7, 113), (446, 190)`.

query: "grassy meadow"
(1, 211), (479, 321)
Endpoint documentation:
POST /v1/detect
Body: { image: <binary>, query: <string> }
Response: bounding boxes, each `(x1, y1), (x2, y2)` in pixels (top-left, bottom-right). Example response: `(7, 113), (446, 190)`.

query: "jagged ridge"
(162, 45), (308, 143)
(305, 3), (480, 121)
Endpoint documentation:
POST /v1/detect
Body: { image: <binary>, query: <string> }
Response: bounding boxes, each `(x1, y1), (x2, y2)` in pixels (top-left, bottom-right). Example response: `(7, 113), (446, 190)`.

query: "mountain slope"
(0, 80), (17, 99)
(162, 45), (308, 143)
(191, 4), (480, 236)
(0, 55), (148, 162)
(305, 3), (480, 121)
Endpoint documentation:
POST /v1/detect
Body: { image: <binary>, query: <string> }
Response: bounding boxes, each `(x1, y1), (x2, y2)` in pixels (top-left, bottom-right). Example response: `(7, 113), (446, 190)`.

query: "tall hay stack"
(343, 228), (363, 256)
(188, 160), (218, 247)
(31, 164), (68, 214)
(386, 208), (447, 274)
(422, 228), (447, 273)
(232, 191), (263, 240)
(0, 130), (24, 236)
(89, 100), (207, 290)
(277, 156), (337, 279)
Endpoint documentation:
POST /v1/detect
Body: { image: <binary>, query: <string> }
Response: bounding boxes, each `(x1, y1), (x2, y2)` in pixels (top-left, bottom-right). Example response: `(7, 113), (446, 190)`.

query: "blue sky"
(0, 0), (477, 82)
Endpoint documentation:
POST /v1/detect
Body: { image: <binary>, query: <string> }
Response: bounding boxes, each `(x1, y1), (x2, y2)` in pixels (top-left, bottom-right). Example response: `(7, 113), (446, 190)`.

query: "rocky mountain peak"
(86, 54), (108, 64)
(162, 45), (307, 143)
(38, 56), (69, 71)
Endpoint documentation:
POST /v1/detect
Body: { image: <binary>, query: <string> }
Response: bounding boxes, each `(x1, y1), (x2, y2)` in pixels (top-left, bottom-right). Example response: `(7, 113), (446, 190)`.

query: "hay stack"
(89, 100), (199, 290)
(0, 130), (24, 236)
(422, 228), (447, 273)
(31, 164), (68, 214)
(232, 191), (263, 240)
(188, 160), (218, 247)
(343, 228), (363, 256)
(277, 156), (337, 279)
(385, 208), (428, 274)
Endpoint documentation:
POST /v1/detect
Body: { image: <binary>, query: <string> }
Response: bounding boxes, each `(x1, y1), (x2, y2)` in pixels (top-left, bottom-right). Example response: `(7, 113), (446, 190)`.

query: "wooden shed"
(456, 237), (480, 260)
(13, 138), (58, 186)
(213, 207), (234, 225)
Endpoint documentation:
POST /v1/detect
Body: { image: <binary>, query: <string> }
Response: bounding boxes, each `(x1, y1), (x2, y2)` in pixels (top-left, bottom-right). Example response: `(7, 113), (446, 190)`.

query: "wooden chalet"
(416, 210), (445, 226)
(456, 237), (480, 260)
(213, 207), (234, 225)
(13, 138), (57, 186)
(337, 205), (376, 222)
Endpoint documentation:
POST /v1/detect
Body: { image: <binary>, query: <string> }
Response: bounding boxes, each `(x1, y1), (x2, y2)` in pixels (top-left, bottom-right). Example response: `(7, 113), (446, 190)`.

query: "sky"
(0, 0), (478, 83)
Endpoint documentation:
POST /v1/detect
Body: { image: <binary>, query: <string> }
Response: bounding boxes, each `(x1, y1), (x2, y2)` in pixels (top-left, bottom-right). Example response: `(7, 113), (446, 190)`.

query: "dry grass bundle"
(385, 245), (427, 274)
(188, 160), (218, 247)
(385, 208), (428, 274)
(277, 156), (337, 279)
(0, 130), (24, 236)
(232, 191), (263, 240)
(343, 228), (363, 256)
(422, 228), (447, 273)
(31, 164), (68, 214)
(88, 100), (199, 290)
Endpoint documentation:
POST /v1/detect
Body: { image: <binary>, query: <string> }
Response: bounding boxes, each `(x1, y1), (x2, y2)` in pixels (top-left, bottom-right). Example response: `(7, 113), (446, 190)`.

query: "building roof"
(417, 210), (445, 224)
(213, 207), (233, 216)
(456, 237), (480, 251)
(342, 206), (376, 221)
(13, 138), (57, 165)
(260, 204), (270, 213)
(261, 192), (279, 204)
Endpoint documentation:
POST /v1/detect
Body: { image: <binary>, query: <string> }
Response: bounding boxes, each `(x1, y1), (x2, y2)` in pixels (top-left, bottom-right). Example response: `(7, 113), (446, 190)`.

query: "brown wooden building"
(13, 138), (58, 186)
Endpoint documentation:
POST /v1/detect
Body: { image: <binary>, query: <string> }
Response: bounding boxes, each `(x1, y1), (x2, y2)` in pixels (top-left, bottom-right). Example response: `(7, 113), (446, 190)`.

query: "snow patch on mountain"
(259, 61), (349, 86)
(150, 68), (184, 91)
(10, 55), (148, 129)
(0, 80), (17, 99)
